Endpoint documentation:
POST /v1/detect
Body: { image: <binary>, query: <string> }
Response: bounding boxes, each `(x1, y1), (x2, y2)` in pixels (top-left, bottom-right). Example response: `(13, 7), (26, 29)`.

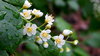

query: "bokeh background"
(1, 0), (100, 56)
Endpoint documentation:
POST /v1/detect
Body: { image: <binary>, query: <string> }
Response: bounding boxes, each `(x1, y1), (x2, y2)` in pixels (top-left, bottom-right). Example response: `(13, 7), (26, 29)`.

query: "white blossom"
(45, 14), (54, 24)
(20, 9), (32, 19)
(23, 23), (37, 36)
(53, 34), (65, 48)
(40, 29), (51, 42)
(32, 9), (43, 17)
(23, 0), (32, 9)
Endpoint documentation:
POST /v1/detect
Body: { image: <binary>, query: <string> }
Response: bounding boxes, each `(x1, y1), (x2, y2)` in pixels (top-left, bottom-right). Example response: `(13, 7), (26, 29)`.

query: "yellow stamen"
(55, 38), (61, 44)
(42, 32), (48, 37)
(27, 27), (32, 32)
(23, 11), (29, 17)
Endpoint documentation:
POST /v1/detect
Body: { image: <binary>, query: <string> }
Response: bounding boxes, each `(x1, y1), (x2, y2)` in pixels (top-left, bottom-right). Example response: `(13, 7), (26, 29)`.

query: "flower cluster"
(20, 0), (79, 53)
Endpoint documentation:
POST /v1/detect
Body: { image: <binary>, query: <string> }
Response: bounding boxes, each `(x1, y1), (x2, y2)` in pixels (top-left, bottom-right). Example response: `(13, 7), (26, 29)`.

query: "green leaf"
(84, 32), (100, 48)
(4, 0), (25, 7)
(55, 0), (66, 7)
(0, 50), (9, 56)
(0, 0), (23, 53)
(0, 11), (6, 20)
(54, 16), (72, 31)
(74, 47), (89, 56)
(68, 0), (79, 11)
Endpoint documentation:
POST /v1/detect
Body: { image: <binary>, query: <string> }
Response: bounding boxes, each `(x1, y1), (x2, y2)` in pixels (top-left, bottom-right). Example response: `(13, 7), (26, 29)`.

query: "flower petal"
(26, 23), (31, 27)
(27, 32), (32, 36)
(32, 24), (37, 29)
(46, 29), (51, 33)
(57, 44), (62, 48)
(59, 34), (64, 39)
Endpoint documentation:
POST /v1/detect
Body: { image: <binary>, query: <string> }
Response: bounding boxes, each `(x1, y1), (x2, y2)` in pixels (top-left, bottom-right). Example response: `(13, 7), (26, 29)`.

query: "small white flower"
(35, 36), (43, 44)
(62, 29), (73, 36)
(23, 0), (32, 9)
(23, 23), (37, 36)
(46, 23), (53, 29)
(32, 9), (43, 17)
(20, 9), (32, 19)
(73, 40), (78, 45)
(43, 42), (49, 48)
(66, 47), (70, 52)
(60, 48), (64, 53)
(53, 34), (65, 48)
(45, 14), (54, 24)
(40, 29), (51, 42)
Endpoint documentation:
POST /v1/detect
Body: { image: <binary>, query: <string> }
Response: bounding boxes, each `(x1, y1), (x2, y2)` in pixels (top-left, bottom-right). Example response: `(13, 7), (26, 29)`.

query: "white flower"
(23, 23), (37, 36)
(62, 29), (73, 36)
(45, 14), (54, 24)
(40, 29), (51, 42)
(53, 34), (65, 48)
(60, 48), (64, 53)
(23, 0), (32, 9)
(43, 42), (49, 48)
(32, 9), (43, 17)
(20, 9), (32, 19)
(66, 47), (70, 52)
(35, 36), (43, 44)
(73, 40), (78, 45)
(46, 23), (53, 29)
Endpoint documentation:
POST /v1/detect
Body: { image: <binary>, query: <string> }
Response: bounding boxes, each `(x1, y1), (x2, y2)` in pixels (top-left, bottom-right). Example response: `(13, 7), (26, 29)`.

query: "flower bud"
(66, 47), (70, 52)
(73, 40), (78, 45)
(43, 42), (48, 48)
(60, 48), (64, 53)
(46, 24), (51, 29)
(35, 36), (43, 44)
(62, 29), (73, 36)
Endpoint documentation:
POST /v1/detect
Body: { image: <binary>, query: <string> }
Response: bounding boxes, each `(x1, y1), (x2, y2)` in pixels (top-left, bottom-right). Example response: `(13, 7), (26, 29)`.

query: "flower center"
(23, 11), (29, 17)
(55, 38), (61, 44)
(27, 27), (32, 32)
(42, 32), (48, 37)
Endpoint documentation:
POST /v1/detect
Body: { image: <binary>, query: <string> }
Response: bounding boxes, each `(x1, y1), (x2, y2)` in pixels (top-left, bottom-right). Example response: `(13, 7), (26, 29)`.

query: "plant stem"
(18, 8), (23, 11)
(37, 27), (42, 31)
(66, 41), (73, 43)
(38, 22), (46, 28)
(21, 17), (42, 32)
(30, 16), (37, 21)
(22, 17), (31, 23)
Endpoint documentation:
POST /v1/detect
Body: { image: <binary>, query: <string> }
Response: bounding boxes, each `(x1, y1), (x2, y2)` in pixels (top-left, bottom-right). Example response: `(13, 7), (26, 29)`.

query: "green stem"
(38, 22), (46, 28)
(21, 17), (42, 32)
(18, 8), (23, 11)
(37, 27), (42, 32)
(66, 41), (73, 43)
(22, 17), (31, 23)
(66, 36), (70, 41)
(30, 16), (37, 21)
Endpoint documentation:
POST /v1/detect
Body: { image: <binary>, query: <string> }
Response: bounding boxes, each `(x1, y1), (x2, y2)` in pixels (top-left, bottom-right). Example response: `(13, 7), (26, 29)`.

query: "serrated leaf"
(4, 0), (25, 7)
(0, 0), (23, 53)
